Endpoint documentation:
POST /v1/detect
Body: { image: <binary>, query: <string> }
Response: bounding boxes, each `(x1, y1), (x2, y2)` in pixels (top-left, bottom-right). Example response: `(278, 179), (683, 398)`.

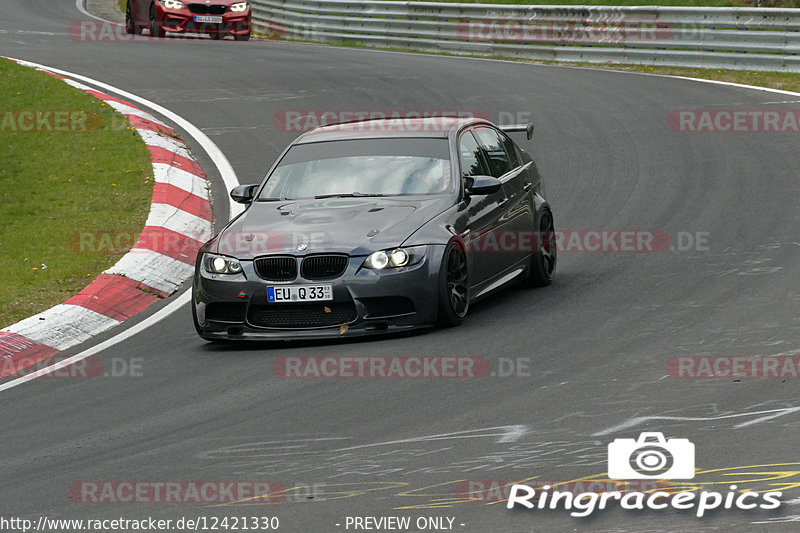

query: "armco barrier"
(249, 0), (800, 72)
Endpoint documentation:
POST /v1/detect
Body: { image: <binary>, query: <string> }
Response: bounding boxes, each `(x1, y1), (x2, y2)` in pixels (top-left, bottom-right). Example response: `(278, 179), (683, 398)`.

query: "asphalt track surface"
(2, 1), (800, 531)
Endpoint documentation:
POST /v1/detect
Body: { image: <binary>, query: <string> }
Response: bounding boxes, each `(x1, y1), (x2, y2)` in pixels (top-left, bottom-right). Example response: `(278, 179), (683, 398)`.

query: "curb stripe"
(4, 305), (122, 351)
(0, 57), (214, 362)
(144, 203), (213, 242)
(152, 162), (209, 198)
(104, 250), (195, 295)
(139, 129), (193, 158)
(148, 146), (205, 177)
(0, 332), (59, 378)
(63, 274), (161, 321)
(84, 89), (143, 110)
(152, 182), (212, 221)
(131, 226), (205, 265)
(127, 114), (176, 137)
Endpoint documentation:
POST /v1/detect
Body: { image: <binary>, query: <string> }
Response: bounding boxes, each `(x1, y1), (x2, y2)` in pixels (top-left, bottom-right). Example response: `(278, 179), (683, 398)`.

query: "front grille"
(254, 256), (297, 281)
(247, 302), (356, 329)
(187, 4), (228, 15)
(300, 255), (349, 280)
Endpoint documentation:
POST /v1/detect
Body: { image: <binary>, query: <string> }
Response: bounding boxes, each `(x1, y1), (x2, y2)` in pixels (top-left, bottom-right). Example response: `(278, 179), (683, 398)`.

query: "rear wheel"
(149, 4), (166, 38)
(436, 242), (469, 327)
(526, 207), (557, 287)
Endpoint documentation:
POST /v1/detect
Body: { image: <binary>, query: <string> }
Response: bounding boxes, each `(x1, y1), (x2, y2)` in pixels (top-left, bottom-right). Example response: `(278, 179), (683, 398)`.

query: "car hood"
(212, 196), (453, 259)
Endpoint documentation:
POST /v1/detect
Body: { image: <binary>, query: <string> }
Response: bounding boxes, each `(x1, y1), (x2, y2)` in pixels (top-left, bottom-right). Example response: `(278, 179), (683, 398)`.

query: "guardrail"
(248, 0), (800, 72)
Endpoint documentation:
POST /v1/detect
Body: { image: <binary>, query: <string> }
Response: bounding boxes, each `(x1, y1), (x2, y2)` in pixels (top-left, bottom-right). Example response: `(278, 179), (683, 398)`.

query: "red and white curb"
(0, 58), (213, 377)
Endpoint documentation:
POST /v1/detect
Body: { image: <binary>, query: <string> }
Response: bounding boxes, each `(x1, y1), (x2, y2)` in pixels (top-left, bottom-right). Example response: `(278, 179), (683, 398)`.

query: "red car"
(125, 0), (252, 40)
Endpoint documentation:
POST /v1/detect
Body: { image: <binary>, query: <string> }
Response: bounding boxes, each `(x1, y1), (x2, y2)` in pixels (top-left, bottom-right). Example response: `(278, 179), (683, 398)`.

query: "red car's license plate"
(194, 15), (223, 23)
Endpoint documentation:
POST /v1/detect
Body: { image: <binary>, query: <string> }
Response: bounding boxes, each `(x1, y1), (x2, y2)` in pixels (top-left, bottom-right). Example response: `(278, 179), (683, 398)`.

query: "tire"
(526, 206), (557, 287)
(125, 1), (137, 35)
(149, 4), (166, 38)
(234, 32), (251, 41)
(436, 241), (470, 327)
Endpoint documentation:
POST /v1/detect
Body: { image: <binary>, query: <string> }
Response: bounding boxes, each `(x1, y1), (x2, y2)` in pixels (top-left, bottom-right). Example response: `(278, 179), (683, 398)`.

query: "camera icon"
(608, 432), (695, 479)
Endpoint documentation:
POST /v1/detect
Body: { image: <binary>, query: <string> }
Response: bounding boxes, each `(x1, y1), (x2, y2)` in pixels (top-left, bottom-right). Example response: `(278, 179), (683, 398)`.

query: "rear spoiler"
(499, 122), (535, 141)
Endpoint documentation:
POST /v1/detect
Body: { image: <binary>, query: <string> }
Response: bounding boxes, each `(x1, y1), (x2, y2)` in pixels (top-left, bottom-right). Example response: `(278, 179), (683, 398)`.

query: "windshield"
(258, 138), (452, 200)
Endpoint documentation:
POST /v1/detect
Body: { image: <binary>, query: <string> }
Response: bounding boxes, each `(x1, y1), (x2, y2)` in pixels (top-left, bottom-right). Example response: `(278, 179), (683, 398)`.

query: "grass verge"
(569, 63), (800, 93)
(0, 58), (153, 329)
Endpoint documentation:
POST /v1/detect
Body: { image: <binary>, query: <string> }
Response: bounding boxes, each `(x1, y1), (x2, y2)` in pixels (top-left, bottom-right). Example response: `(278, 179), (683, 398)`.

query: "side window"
(474, 127), (513, 177)
(498, 131), (520, 169)
(458, 131), (490, 179)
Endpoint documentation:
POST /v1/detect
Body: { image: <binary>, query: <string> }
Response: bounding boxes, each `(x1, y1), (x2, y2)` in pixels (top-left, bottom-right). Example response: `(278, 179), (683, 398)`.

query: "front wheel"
(525, 206), (557, 287)
(234, 31), (251, 41)
(149, 4), (166, 38)
(125, 1), (137, 34)
(436, 242), (469, 327)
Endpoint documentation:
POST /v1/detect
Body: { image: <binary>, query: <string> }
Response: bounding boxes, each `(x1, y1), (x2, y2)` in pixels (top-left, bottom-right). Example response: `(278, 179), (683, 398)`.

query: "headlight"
(230, 2), (249, 11)
(160, 0), (185, 8)
(203, 253), (243, 274)
(363, 245), (426, 270)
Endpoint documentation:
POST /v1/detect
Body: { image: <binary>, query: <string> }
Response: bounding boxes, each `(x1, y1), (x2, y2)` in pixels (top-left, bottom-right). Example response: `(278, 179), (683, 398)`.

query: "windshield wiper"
(314, 192), (385, 199)
(256, 197), (283, 202)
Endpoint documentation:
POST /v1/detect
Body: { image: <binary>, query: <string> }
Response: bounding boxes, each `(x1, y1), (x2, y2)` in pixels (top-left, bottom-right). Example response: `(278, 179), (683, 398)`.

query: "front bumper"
(192, 246), (445, 341)
(157, 6), (251, 36)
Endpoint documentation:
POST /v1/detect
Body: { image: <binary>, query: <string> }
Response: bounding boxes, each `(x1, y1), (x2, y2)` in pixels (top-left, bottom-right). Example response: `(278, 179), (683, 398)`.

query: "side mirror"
(467, 175), (502, 196)
(230, 184), (259, 204)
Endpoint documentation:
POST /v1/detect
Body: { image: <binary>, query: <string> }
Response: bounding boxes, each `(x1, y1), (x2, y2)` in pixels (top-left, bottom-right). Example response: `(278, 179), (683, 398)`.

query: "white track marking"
(75, 0), (117, 24)
(592, 407), (800, 436)
(332, 426), (530, 452)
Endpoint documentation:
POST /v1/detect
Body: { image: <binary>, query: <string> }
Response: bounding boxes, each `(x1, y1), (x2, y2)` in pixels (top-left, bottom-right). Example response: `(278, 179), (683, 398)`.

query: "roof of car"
(293, 116), (493, 144)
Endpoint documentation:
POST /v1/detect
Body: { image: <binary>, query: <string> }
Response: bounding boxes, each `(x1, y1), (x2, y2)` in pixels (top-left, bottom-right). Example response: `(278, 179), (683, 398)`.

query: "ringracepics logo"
(506, 432), (782, 517)
(607, 432), (694, 479)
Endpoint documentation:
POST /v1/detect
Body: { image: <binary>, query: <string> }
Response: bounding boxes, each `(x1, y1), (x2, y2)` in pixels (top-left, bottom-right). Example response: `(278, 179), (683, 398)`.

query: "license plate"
(194, 15), (223, 23)
(268, 285), (332, 303)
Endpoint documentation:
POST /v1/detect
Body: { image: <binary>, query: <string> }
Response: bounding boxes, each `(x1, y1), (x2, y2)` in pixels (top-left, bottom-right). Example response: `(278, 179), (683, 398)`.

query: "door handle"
(523, 182), (532, 191)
